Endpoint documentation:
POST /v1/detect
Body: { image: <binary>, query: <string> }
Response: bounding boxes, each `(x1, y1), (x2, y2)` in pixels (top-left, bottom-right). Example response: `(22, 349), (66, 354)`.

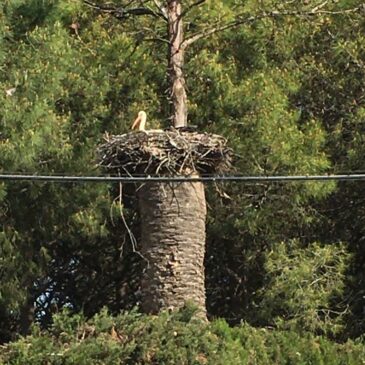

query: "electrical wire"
(1, 173), (365, 183)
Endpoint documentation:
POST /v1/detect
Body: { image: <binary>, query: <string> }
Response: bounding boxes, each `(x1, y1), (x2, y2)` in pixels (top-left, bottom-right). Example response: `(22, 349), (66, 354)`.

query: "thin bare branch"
(84, 0), (115, 13)
(180, 0), (206, 18)
(144, 36), (171, 45)
(83, 0), (164, 20)
(182, 5), (364, 49)
(153, 0), (168, 20)
(138, 24), (170, 44)
(311, 1), (328, 12)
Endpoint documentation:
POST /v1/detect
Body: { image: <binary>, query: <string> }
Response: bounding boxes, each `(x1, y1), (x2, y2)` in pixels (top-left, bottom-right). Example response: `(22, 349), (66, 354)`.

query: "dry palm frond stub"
(97, 129), (233, 175)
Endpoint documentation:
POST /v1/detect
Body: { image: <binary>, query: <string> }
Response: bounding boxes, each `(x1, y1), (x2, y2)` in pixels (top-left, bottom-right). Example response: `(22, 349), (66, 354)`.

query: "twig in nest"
(116, 182), (149, 266)
(97, 129), (233, 176)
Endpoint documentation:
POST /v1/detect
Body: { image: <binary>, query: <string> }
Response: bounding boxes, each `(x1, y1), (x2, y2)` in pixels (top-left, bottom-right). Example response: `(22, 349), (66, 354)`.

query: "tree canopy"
(1, 0), (365, 360)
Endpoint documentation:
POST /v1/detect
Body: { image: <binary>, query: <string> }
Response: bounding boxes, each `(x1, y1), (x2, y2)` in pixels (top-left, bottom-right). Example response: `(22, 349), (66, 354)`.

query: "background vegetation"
(1, 0), (365, 363)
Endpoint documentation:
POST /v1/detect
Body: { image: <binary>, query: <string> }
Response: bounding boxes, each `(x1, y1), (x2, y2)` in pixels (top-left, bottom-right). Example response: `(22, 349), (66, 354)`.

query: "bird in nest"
(131, 111), (163, 133)
(131, 111), (147, 131)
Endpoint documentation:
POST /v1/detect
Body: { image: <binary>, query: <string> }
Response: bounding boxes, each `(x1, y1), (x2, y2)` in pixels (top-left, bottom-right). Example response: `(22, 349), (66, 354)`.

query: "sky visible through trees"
(1, 1), (365, 361)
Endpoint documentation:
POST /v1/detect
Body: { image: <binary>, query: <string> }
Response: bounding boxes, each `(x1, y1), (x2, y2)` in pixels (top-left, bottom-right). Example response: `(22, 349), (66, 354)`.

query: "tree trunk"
(138, 179), (206, 317)
(167, 0), (188, 128)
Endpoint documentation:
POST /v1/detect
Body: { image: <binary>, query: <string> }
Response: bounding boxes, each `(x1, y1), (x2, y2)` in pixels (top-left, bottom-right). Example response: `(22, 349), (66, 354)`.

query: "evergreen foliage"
(1, 0), (365, 361)
(257, 240), (350, 335)
(1, 307), (365, 365)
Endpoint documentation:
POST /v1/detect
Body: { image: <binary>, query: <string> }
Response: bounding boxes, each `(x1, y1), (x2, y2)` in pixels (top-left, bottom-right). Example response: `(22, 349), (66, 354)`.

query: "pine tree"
(1, 0), (364, 342)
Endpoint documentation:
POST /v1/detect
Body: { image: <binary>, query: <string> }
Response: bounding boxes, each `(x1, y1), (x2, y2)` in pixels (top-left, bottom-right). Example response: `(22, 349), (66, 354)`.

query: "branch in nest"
(97, 129), (233, 176)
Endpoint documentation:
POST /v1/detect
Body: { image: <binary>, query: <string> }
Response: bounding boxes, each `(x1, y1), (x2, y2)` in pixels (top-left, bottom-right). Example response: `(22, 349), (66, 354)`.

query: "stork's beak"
(131, 116), (141, 130)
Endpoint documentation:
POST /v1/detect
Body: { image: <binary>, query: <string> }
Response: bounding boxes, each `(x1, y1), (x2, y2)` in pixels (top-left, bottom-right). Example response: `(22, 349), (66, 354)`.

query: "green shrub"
(1, 306), (365, 365)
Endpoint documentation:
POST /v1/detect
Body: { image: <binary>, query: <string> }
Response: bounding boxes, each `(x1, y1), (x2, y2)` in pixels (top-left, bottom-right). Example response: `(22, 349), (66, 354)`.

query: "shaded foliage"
(1, 0), (365, 351)
(1, 307), (365, 365)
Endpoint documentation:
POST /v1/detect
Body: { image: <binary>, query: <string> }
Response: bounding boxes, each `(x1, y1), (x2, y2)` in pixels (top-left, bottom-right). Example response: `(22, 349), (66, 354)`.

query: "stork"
(131, 111), (147, 131)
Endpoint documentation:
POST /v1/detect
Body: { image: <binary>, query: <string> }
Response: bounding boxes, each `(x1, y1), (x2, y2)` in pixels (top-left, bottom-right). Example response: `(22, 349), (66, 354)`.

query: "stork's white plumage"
(131, 111), (147, 131)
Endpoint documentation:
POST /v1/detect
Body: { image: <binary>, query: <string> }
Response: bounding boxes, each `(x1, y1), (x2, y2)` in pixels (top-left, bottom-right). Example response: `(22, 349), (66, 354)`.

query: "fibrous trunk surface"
(139, 180), (206, 317)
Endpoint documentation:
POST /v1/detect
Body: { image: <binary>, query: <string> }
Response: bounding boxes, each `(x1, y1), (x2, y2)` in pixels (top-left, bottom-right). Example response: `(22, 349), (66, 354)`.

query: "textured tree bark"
(138, 179), (207, 318)
(167, 0), (188, 128)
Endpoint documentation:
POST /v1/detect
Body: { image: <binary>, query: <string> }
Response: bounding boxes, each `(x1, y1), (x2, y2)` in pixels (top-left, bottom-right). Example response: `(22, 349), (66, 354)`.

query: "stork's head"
(132, 110), (147, 131)
(138, 111), (147, 123)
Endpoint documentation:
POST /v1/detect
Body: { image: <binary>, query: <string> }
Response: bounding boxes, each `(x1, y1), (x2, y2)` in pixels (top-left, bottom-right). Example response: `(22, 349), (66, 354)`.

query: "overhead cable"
(1, 173), (365, 183)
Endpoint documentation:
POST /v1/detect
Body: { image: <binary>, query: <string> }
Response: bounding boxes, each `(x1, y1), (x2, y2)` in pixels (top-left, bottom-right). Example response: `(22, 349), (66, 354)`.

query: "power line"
(1, 173), (365, 183)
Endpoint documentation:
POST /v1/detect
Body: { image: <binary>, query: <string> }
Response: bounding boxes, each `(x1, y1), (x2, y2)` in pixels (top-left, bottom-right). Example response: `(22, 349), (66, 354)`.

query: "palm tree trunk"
(139, 179), (206, 317)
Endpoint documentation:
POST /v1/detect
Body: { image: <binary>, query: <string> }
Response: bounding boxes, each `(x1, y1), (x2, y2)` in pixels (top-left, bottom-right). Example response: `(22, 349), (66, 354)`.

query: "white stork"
(131, 111), (147, 131)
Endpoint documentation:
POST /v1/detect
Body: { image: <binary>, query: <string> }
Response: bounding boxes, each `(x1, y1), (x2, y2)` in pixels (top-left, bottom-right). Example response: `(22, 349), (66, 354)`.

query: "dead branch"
(182, 5), (364, 49)
(83, 0), (165, 21)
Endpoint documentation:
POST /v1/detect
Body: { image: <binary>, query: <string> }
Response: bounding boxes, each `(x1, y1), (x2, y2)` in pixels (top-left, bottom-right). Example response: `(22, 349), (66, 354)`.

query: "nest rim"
(97, 128), (233, 176)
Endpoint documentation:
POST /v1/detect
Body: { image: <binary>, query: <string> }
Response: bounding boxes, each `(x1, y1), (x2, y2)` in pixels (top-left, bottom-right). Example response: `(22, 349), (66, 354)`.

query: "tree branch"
(181, 5), (365, 50)
(180, 0), (206, 18)
(83, 0), (165, 21)
(153, 0), (168, 20)
(311, 1), (329, 13)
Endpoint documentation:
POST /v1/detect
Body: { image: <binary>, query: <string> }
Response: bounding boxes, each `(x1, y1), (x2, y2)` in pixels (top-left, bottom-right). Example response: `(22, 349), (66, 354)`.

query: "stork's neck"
(140, 118), (146, 130)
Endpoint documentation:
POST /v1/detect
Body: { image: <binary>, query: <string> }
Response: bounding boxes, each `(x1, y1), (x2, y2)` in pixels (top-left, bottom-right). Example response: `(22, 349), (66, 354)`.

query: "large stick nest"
(97, 129), (233, 175)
